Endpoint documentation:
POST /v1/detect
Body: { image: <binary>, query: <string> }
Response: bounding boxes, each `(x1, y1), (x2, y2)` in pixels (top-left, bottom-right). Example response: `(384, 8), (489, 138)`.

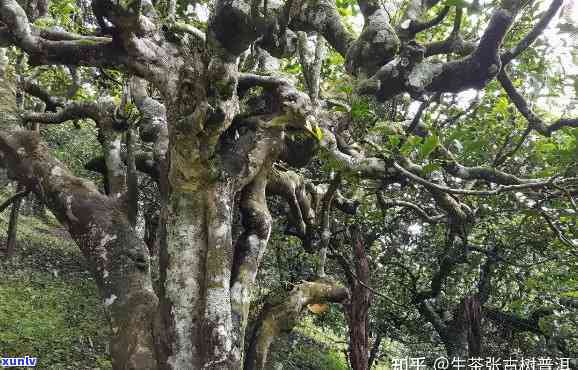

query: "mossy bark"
(157, 49), (242, 366)
(99, 128), (126, 198)
(230, 165), (273, 367)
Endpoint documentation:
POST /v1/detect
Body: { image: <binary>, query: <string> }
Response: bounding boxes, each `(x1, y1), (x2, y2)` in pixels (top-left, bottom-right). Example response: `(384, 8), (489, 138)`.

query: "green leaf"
(407, 136), (422, 146)
(312, 125), (324, 142)
(422, 162), (441, 175)
(388, 135), (401, 147)
(332, 105), (349, 113)
(400, 135), (422, 156)
(537, 142), (557, 153)
(418, 135), (439, 159)
(494, 96), (509, 115)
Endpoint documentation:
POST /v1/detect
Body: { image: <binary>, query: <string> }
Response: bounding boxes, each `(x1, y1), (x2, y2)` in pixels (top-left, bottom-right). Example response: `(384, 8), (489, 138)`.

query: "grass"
(295, 317), (392, 370)
(0, 189), (111, 370)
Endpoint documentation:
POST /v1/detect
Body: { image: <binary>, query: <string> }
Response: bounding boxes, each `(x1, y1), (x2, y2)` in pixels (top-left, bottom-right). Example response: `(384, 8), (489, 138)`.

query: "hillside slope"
(0, 189), (112, 370)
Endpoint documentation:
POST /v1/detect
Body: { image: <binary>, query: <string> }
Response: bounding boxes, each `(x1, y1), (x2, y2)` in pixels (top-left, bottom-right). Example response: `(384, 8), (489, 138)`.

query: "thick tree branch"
(398, 5), (451, 40)
(87, 152), (161, 181)
(418, 300), (448, 334)
(297, 32), (325, 104)
(34, 27), (107, 43)
(230, 164), (274, 366)
(20, 78), (65, 112)
(345, 0), (399, 76)
(267, 168), (315, 243)
(287, 0), (354, 58)
(319, 128), (388, 179)
(484, 307), (552, 335)
(0, 0), (126, 67)
(212, 0), (353, 58)
(21, 101), (100, 124)
(91, 0), (158, 35)
(433, 145), (531, 185)
(411, 5), (450, 34)
(362, 2), (522, 99)
(0, 129), (157, 368)
(421, 5), (518, 93)
(424, 7), (475, 57)
(166, 21), (206, 43)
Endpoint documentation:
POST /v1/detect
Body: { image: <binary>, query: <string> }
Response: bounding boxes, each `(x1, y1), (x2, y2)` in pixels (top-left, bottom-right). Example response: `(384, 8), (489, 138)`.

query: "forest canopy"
(0, 0), (577, 368)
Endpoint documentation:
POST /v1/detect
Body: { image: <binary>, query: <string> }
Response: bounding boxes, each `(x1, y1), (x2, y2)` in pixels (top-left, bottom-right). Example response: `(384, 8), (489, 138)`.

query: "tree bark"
(231, 164), (274, 367)
(345, 227), (372, 370)
(158, 117), (284, 369)
(442, 296), (482, 365)
(5, 186), (22, 257)
(156, 40), (305, 368)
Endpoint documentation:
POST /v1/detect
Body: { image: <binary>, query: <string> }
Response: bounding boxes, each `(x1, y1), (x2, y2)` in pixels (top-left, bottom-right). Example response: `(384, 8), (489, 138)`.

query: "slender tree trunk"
(99, 128), (126, 198)
(5, 188), (22, 257)
(31, 193), (47, 220)
(345, 227), (372, 370)
(444, 295), (482, 364)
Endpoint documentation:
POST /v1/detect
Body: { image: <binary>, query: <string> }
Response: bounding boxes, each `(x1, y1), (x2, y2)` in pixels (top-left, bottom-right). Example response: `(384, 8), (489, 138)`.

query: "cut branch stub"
(245, 280), (348, 370)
